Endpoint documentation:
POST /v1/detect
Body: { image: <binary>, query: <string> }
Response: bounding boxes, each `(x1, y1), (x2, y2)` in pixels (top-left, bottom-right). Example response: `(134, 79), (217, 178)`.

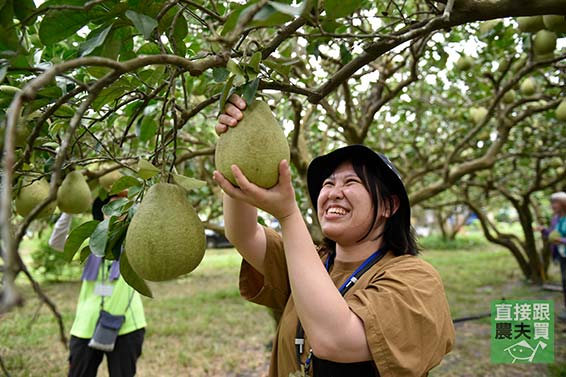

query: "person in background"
(49, 194), (146, 377)
(543, 192), (566, 320)
(213, 95), (454, 377)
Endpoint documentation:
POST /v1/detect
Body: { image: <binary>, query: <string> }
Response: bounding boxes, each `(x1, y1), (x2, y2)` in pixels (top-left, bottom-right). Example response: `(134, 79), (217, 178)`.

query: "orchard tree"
(458, 119), (565, 284)
(0, 0), (565, 344)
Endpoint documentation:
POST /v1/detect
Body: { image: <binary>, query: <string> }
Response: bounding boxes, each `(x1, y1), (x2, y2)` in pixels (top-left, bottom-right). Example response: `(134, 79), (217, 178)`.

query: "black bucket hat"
(306, 144), (410, 224)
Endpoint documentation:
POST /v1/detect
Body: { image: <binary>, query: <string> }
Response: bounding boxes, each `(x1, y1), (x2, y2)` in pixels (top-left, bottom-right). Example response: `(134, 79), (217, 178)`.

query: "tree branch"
(307, 0), (566, 103)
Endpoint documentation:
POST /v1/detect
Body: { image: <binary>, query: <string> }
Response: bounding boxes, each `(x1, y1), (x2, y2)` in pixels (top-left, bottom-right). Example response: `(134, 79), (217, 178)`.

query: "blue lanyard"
(296, 247), (387, 372)
(325, 247), (387, 295)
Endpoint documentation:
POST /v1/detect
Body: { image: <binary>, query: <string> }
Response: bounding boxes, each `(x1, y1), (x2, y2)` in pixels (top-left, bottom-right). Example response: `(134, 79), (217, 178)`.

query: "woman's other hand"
(213, 160), (298, 221)
(215, 94), (247, 135)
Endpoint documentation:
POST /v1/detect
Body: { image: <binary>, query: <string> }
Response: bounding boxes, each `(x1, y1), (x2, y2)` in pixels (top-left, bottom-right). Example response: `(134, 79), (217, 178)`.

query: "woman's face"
(551, 200), (565, 215)
(317, 161), (380, 246)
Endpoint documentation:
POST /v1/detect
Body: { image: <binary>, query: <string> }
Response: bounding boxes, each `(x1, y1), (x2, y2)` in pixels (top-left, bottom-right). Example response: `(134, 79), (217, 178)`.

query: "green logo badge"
(491, 300), (554, 363)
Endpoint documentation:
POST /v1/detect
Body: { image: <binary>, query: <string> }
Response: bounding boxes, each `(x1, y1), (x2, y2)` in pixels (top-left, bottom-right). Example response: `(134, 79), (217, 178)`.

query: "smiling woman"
(213, 94), (455, 377)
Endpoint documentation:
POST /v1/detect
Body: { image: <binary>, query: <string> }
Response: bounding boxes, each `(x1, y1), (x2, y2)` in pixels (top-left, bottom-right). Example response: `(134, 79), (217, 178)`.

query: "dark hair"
(92, 196), (111, 221)
(322, 158), (420, 256)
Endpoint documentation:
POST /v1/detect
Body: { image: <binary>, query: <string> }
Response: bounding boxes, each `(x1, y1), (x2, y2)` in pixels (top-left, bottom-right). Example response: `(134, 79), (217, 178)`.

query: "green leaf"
(80, 25), (113, 57)
(137, 65), (165, 86)
(63, 220), (100, 262)
(161, 5), (188, 55)
(244, 66), (258, 81)
(136, 115), (157, 142)
(137, 42), (161, 55)
(0, 2), (20, 52)
(38, 0), (90, 45)
(267, 1), (304, 16)
(79, 246), (91, 263)
(246, 4), (293, 27)
(89, 217), (111, 257)
(340, 44), (352, 64)
(241, 78), (259, 105)
(137, 159), (160, 180)
(263, 59), (291, 76)
(118, 27), (135, 61)
(102, 198), (130, 217)
(226, 59), (244, 77)
(321, 18), (339, 33)
(173, 174), (207, 191)
(95, 26), (125, 60)
(248, 51), (262, 72)
(120, 251), (153, 298)
(221, 2), (257, 36)
(212, 67), (230, 82)
(13, 0), (37, 25)
(37, 85), (62, 99)
(105, 218), (128, 260)
(92, 79), (132, 111)
(125, 10), (158, 40)
(109, 175), (142, 195)
(218, 74), (236, 115)
(325, 0), (360, 20)
(54, 104), (75, 117)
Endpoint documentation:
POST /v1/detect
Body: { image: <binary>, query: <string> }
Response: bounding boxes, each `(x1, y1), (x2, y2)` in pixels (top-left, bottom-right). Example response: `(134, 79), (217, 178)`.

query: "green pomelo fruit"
(543, 15), (566, 33)
(520, 77), (537, 96)
(517, 16), (544, 33)
(57, 171), (92, 214)
(502, 90), (516, 104)
(99, 170), (122, 191)
(215, 100), (290, 188)
(470, 107), (488, 125)
(455, 55), (473, 71)
(533, 30), (557, 55)
(15, 177), (56, 218)
(15, 127), (29, 148)
(556, 99), (566, 121)
(124, 183), (206, 281)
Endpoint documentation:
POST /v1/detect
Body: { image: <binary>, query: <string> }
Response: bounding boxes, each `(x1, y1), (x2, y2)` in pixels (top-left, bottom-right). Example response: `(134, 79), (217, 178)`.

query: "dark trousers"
(69, 328), (145, 377)
(560, 256), (566, 310)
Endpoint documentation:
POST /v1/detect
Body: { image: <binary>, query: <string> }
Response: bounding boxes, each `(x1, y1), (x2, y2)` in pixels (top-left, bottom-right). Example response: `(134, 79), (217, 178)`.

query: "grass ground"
(1, 242), (565, 376)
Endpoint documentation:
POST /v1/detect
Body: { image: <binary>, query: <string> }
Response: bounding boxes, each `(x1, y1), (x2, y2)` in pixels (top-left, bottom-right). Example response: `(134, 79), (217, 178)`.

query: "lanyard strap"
(295, 247), (387, 371)
(99, 260), (135, 314)
(325, 248), (386, 295)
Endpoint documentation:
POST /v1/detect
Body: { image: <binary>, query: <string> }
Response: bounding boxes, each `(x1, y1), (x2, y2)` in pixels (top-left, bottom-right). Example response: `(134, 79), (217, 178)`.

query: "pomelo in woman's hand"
(215, 100), (290, 189)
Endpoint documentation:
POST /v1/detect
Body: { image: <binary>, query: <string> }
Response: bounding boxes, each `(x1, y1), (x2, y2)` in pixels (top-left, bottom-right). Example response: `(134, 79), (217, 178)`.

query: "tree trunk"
(464, 200), (533, 280)
(435, 210), (448, 241)
(514, 199), (545, 284)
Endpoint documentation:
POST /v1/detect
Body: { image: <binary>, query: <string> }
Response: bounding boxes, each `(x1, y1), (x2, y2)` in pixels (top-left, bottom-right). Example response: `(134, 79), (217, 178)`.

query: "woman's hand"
(213, 160), (299, 221)
(215, 94), (247, 135)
